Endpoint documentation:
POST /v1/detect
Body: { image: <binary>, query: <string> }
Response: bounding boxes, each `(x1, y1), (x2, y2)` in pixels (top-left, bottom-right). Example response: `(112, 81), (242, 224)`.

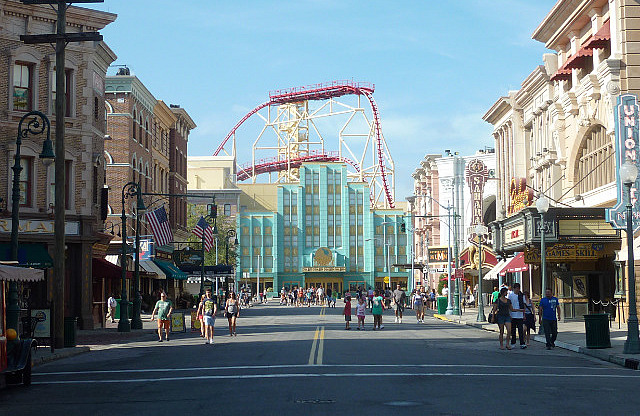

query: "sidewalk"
(429, 307), (640, 370)
(32, 312), (180, 367)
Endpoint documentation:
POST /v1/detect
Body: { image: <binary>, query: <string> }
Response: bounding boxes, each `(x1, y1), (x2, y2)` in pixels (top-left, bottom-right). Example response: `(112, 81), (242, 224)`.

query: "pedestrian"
(367, 286), (374, 309)
(326, 287), (333, 306)
(393, 283), (406, 323)
(225, 291), (240, 336)
(441, 283), (449, 297)
(491, 287), (516, 350)
(201, 289), (217, 345)
(492, 286), (500, 303)
(196, 294), (206, 338)
(429, 289), (436, 310)
(522, 290), (536, 346)
(420, 289), (427, 321)
(412, 289), (424, 323)
(317, 286), (324, 306)
(372, 289), (385, 330)
(343, 294), (352, 330)
(356, 296), (366, 330)
(106, 294), (117, 323)
(507, 283), (526, 349)
(538, 288), (561, 350)
(150, 292), (173, 342)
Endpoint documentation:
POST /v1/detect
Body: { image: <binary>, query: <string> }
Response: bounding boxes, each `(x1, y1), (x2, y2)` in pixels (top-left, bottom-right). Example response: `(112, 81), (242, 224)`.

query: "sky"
(91, 0), (558, 199)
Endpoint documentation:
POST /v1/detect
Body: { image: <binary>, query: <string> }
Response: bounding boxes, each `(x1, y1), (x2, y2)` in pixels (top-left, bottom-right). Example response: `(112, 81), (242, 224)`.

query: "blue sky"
(92, 0), (557, 198)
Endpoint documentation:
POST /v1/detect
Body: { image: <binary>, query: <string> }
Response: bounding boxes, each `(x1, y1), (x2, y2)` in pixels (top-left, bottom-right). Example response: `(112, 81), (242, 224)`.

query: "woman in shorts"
(196, 294), (206, 338)
(522, 290), (536, 346)
(491, 287), (516, 350)
(225, 291), (240, 336)
(412, 289), (424, 323)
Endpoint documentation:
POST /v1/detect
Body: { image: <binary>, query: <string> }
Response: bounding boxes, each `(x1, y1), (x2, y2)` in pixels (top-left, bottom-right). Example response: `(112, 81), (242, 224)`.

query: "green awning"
(153, 260), (188, 280)
(0, 243), (53, 269)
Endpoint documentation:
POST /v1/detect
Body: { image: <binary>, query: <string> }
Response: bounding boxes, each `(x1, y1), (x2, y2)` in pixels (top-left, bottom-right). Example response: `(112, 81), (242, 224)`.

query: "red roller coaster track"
(214, 80), (394, 207)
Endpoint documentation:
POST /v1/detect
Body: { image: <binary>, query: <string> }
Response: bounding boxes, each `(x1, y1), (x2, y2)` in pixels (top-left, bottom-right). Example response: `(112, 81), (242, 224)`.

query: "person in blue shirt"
(538, 288), (561, 350)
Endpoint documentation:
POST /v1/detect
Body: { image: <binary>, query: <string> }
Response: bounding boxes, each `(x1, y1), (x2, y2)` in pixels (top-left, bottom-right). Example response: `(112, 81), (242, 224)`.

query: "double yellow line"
(308, 307), (326, 365)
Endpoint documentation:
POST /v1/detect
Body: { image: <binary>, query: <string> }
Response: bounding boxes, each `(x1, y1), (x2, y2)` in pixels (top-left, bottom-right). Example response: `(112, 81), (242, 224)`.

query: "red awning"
(93, 257), (132, 280)
(499, 252), (528, 276)
(550, 68), (572, 82)
(583, 20), (610, 50)
(563, 47), (594, 70)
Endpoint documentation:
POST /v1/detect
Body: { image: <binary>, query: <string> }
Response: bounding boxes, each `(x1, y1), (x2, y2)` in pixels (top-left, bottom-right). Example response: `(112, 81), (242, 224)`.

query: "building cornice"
(3, 0), (117, 31)
(532, 0), (607, 50)
(514, 65), (550, 107)
(154, 100), (178, 128)
(482, 97), (511, 125)
(105, 75), (156, 115)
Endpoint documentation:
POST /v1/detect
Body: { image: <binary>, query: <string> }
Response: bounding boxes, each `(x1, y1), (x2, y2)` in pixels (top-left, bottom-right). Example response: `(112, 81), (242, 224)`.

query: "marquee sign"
(428, 247), (449, 264)
(466, 159), (489, 226)
(606, 93), (640, 232)
(507, 178), (533, 215)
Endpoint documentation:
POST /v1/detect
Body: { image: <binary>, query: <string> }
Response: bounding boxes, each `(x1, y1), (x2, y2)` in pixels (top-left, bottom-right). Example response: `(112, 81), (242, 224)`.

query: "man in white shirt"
(442, 284), (449, 297)
(106, 294), (117, 323)
(507, 283), (526, 349)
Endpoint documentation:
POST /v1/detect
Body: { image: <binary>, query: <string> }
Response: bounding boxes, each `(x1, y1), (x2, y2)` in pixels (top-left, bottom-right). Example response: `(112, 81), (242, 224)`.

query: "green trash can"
(115, 299), (133, 320)
(584, 313), (611, 349)
(64, 317), (77, 348)
(437, 296), (448, 314)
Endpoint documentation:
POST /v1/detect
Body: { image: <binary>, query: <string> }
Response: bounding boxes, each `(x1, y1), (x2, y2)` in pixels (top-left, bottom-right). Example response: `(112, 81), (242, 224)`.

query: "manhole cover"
(384, 401), (422, 407)
(294, 399), (336, 404)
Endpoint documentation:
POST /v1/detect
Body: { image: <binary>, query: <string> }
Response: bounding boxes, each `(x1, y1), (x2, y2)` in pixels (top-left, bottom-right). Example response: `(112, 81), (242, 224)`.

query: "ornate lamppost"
(475, 223), (488, 322)
(621, 158), (640, 354)
(536, 194), (549, 335)
(6, 111), (54, 333)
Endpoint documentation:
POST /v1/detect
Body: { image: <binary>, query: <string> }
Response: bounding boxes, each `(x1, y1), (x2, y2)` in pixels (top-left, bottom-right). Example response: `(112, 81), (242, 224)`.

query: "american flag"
(193, 216), (214, 252)
(145, 206), (173, 247)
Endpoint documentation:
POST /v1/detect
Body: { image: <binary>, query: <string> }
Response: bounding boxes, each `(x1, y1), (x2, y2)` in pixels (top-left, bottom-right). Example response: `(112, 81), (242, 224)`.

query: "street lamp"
(118, 181), (142, 333)
(621, 158), (640, 354)
(535, 194), (549, 335)
(131, 186), (146, 330)
(6, 111), (54, 333)
(225, 229), (238, 265)
(475, 224), (488, 322)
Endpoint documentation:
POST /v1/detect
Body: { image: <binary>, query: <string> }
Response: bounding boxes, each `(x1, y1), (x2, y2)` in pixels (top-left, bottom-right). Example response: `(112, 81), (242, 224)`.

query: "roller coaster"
(214, 80), (395, 208)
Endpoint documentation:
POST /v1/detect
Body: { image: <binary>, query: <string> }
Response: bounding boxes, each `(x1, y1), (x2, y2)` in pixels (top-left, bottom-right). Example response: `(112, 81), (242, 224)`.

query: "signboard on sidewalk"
(31, 309), (50, 338)
(190, 310), (201, 332)
(606, 93), (640, 232)
(170, 312), (186, 333)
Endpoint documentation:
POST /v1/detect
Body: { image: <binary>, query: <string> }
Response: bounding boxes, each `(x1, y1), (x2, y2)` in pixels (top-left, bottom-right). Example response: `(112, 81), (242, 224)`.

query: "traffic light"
(400, 223), (406, 233)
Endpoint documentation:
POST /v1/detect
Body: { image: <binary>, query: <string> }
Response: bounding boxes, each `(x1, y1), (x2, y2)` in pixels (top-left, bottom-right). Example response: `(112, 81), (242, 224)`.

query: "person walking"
(225, 291), (240, 336)
(367, 286), (374, 309)
(106, 294), (117, 323)
(196, 294), (206, 338)
(492, 286), (500, 303)
(393, 284), (406, 323)
(412, 289), (424, 323)
(538, 288), (561, 350)
(507, 283), (526, 349)
(201, 289), (217, 345)
(522, 290), (536, 346)
(371, 289), (385, 330)
(491, 287), (516, 350)
(429, 289), (436, 310)
(356, 296), (366, 330)
(343, 294), (352, 330)
(151, 292), (173, 342)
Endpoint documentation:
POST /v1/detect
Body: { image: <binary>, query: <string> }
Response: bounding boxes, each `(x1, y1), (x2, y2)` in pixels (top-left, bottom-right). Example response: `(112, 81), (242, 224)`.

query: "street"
(2, 303), (640, 415)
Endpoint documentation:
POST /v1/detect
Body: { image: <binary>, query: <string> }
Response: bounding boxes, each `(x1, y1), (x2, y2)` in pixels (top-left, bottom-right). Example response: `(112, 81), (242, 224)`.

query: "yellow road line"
(308, 326), (320, 365)
(317, 327), (325, 365)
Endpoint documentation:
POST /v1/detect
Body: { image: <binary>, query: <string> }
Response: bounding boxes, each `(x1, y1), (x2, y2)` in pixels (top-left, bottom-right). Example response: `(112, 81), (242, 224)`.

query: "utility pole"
(20, 0), (104, 348)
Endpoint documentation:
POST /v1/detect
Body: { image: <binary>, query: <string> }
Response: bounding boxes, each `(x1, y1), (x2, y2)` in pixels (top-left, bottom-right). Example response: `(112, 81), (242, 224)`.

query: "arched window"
(576, 125), (614, 195)
(132, 110), (137, 140)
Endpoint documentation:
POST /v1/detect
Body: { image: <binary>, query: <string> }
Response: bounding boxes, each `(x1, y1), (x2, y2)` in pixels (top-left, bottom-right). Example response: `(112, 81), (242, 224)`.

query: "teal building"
(237, 162), (411, 295)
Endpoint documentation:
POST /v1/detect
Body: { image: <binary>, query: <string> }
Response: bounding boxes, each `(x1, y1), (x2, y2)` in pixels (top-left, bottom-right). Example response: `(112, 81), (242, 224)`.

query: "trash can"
(584, 313), (611, 349)
(64, 317), (77, 348)
(437, 296), (448, 314)
(115, 299), (133, 320)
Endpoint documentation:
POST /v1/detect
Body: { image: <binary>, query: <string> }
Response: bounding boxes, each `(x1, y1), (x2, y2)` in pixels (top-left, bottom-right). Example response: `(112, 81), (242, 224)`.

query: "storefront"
(490, 207), (621, 319)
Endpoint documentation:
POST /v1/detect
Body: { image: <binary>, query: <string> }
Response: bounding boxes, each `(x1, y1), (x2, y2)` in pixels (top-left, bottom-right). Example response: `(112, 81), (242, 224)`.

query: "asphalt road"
(2, 302), (640, 415)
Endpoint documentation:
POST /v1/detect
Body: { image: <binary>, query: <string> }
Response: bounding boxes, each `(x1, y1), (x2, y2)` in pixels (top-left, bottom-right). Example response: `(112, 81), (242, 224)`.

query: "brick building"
(0, 1), (116, 329)
(168, 105), (195, 242)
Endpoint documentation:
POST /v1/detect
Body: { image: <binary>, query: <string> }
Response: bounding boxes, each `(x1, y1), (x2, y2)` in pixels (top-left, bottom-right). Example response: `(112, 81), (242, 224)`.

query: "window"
(13, 63), (32, 111)
(145, 121), (149, 149)
(133, 111), (137, 140)
(223, 204), (231, 216)
(52, 68), (72, 117)
(576, 125), (614, 194)
(18, 157), (33, 206)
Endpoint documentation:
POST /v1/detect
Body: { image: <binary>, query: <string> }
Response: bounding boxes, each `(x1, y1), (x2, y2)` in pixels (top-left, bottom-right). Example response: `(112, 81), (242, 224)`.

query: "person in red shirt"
(343, 295), (352, 330)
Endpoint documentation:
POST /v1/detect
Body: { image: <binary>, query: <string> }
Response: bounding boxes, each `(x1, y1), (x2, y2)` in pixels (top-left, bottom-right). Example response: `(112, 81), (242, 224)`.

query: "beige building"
(187, 155), (241, 218)
(484, 0), (636, 319)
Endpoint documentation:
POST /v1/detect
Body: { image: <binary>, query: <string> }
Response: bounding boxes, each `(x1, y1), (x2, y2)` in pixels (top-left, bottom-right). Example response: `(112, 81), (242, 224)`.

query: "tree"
(186, 203), (237, 266)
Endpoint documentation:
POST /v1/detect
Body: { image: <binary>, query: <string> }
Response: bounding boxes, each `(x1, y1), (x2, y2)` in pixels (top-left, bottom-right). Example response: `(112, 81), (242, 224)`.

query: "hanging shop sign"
(428, 247), (449, 264)
(606, 93), (640, 232)
(524, 243), (606, 263)
(139, 239), (153, 261)
(507, 178), (533, 215)
(172, 248), (203, 269)
(466, 159), (489, 226)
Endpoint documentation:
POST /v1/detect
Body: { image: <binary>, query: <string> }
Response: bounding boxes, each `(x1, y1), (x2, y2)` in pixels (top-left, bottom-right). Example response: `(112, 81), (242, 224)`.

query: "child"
(371, 289), (385, 330)
(356, 296), (366, 330)
(343, 295), (352, 330)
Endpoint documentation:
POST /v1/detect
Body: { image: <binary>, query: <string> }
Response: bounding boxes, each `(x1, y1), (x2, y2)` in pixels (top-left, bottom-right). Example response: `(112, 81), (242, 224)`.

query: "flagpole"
(200, 224), (206, 297)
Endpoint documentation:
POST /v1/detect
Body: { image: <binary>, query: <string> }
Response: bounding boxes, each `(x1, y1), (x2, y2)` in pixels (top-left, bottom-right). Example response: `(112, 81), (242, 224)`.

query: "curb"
(431, 313), (640, 370)
(32, 346), (90, 367)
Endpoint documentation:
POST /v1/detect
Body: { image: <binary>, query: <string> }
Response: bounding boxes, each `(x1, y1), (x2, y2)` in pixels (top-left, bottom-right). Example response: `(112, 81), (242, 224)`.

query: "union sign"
(606, 93), (640, 232)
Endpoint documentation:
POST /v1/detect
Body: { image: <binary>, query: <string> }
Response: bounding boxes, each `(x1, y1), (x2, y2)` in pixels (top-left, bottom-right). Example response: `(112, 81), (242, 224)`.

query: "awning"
(186, 275), (232, 284)
(484, 259), (506, 280)
(105, 255), (119, 265)
(140, 260), (166, 280)
(0, 264), (44, 282)
(93, 257), (132, 280)
(499, 252), (529, 276)
(0, 243), (53, 268)
(153, 260), (188, 280)
(550, 68), (572, 82)
(563, 47), (593, 70)
(583, 20), (610, 50)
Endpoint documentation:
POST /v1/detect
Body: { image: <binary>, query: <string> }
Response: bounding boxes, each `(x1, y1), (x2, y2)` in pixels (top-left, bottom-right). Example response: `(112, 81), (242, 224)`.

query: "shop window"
(13, 63), (32, 111)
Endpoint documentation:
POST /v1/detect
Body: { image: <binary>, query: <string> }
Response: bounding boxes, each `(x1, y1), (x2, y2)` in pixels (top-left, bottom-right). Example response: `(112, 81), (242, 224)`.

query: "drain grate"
(294, 399), (336, 404)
